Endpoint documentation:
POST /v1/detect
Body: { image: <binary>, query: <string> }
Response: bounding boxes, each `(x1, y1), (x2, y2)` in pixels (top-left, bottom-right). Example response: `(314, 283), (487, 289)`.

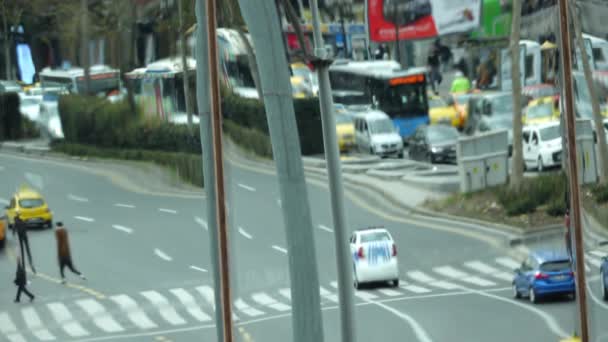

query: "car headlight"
(431, 146), (442, 153)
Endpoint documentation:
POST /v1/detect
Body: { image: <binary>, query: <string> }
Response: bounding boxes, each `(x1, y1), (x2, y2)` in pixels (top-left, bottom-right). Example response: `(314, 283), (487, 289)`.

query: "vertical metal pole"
(557, 0), (590, 340)
(194, 1), (225, 341)
(205, 0), (234, 340)
(310, 1), (356, 342)
(393, 2), (400, 63)
(81, 0), (91, 94)
(296, 0), (306, 22)
(178, 0), (193, 126)
(339, 2), (348, 58)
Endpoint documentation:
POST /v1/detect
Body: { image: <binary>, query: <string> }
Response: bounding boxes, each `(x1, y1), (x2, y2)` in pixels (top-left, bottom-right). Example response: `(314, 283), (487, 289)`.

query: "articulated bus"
(39, 64), (121, 97)
(329, 60), (429, 140)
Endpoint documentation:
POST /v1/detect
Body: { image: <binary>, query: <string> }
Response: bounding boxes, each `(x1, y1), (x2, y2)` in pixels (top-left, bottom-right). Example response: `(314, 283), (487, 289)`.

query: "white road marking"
(194, 217), (208, 230)
(401, 284), (431, 294)
(376, 288), (402, 297)
(238, 227), (253, 239)
(234, 298), (265, 317)
(330, 281), (339, 288)
(279, 288), (291, 301)
(170, 288), (212, 322)
(22, 307), (56, 341)
(140, 291), (187, 326)
(112, 225), (133, 234)
(272, 245), (287, 254)
(25, 172), (44, 190)
(154, 249), (173, 262)
(190, 266), (208, 273)
(0, 312), (28, 342)
(195, 286), (216, 311)
(590, 250), (606, 258)
(433, 266), (496, 287)
(354, 290), (379, 301)
(0, 197), (8, 205)
(114, 203), (135, 209)
(586, 255), (602, 268)
(68, 194), (89, 202)
(74, 216), (95, 223)
(76, 299), (124, 333)
(251, 293), (291, 312)
(464, 260), (513, 282)
(47, 302), (90, 337)
(158, 208), (178, 214)
(406, 270), (460, 290)
(109, 295), (158, 330)
(238, 183), (256, 192)
(319, 287), (339, 303)
(318, 224), (334, 233)
(495, 257), (521, 270)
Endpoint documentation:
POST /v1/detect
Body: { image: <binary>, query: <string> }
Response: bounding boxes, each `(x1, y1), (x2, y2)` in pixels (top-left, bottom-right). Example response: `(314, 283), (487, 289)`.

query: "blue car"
(601, 255), (608, 300)
(512, 250), (575, 303)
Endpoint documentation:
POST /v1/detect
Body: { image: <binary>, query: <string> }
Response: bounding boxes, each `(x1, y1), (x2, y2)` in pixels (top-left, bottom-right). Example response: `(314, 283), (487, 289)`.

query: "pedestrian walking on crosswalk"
(13, 214), (37, 274)
(55, 222), (86, 284)
(14, 256), (35, 303)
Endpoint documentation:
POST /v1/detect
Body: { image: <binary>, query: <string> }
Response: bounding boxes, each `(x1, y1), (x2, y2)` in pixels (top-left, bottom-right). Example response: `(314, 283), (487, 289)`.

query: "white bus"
(39, 64), (121, 97)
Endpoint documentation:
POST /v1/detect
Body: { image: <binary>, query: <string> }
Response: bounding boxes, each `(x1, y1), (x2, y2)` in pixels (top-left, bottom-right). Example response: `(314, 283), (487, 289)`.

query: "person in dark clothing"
(13, 214), (36, 274)
(14, 256), (35, 303)
(427, 46), (442, 94)
(54, 222), (86, 284)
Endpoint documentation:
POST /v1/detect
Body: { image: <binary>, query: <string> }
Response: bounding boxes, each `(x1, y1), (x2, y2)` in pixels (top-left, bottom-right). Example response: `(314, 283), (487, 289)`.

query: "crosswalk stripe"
(234, 299), (265, 317)
(590, 250), (606, 258)
(194, 286), (239, 321)
(376, 289), (401, 297)
(319, 287), (339, 303)
(22, 307), (56, 341)
(406, 270), (459, 290)
(170, 288), (212, 322)
(354, 290), (378, 301)
(279, 288), (291, 301)
(47, 303), (90, 337)
(401, 284), (432, 294)
(0, 312), (27, 342)
(251, 293), (291, 312)
(109, 295), (158, 330)
(587, 256), (602, 268)
(464, 261), (514, 282)
(76, 299), (124, 333)
(433, 266), (496, 287)
(495, 257), (520, 270)
(330, 281), (339, 289)
(141, 291), (187, 326)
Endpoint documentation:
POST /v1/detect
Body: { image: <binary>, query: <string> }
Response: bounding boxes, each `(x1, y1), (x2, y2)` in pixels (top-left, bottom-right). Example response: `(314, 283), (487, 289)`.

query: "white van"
(353, 110), (404, 158)
(523, 122), (562, 172)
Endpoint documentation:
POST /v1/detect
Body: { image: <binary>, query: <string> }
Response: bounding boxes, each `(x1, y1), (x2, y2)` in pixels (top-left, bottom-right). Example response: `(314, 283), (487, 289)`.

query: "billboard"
(368, 0), (482, 42)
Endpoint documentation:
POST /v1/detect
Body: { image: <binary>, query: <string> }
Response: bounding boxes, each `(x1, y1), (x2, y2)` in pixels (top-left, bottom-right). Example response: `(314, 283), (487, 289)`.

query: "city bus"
(39, 64), (121, 97)
(329, 60), (429, 139)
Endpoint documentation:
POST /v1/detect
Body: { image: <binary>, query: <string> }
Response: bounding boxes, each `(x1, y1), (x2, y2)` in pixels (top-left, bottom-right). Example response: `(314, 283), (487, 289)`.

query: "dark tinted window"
(19, 199), (44, 208)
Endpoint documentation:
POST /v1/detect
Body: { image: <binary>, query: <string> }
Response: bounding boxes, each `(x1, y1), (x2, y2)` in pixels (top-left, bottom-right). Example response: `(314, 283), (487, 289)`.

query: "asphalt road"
(0, 150), (606, 342)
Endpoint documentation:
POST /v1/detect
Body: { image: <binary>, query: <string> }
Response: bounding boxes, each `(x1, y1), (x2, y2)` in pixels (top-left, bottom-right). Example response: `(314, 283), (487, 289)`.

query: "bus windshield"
(376, 83), (427, 116)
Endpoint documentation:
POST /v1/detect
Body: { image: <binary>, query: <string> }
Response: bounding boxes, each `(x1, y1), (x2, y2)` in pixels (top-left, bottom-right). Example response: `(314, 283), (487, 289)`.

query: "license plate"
(552, 275), (566, 281)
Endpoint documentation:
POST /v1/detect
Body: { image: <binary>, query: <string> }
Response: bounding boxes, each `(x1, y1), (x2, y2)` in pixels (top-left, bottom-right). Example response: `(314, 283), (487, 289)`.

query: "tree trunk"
(81, 0), (91, 94)
(570, 2), (608, 184)
(178, 0), (193, 125)
(510, 0), (524, 189)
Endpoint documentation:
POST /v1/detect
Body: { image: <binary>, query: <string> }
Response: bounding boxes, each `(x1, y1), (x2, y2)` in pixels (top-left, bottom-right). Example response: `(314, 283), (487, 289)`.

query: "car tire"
(529, 287), (538, 304)
(602, 273), (608, 301)
(45, 220), (52, 229)
(369, 147), (374, 155)
(391, 279), (399, 288)
(353, 267), (361, 290)
(513, 284), (521, 299)
(569, 292), (576, 301)
(538, 156), (544, 172)
(427, 153), (434, 164)
(398, 151), (404, 159)
(0, 238), (4, 249)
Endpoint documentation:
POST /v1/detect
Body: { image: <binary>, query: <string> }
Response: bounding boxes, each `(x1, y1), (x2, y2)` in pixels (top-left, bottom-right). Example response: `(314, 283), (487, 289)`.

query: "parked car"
(408, 124), (459, 164)
(522, 122), (562, 172)
(523, 96), (559, 126)
(513, 250), (575, 303)
(350, 227), (399, 289)
(353, 110), (404, 158)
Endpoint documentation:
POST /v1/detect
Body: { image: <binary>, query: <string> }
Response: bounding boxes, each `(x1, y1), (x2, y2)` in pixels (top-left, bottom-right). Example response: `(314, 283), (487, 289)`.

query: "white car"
(353, 110), (404, 158)
(350, 227), (399, 289)
(523, 122), (562, 172)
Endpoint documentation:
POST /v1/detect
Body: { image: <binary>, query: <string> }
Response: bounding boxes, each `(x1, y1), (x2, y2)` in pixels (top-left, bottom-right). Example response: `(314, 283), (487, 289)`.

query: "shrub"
(497, 172), (566, 216)
(591, 184), (608, 204)
(22, 117), (40, 139)
(224, 120), (273, 158)
(0, 92), (22, 140)
(547, 198), (567, 217)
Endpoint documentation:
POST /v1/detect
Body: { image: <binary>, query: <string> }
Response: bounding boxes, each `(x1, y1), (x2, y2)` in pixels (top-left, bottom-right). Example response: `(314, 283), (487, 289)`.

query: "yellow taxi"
(5, 185), (53, 229)
(336, 113), (355, 152)
(429, 95), (461, 128)
(524, 96), (560, 125)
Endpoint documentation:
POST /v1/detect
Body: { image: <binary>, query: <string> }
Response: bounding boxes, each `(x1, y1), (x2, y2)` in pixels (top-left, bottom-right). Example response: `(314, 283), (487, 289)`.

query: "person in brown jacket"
(54, 222), (86, 284)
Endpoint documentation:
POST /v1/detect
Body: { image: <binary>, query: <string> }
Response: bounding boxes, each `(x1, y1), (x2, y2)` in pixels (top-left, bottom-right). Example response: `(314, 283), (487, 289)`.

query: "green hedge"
(591, 183), (608, 204)
(224, 120), (273, 158)
(497, 173), (567, 216)
(0, 92), (22, 140)
(52, 141), (203, 187)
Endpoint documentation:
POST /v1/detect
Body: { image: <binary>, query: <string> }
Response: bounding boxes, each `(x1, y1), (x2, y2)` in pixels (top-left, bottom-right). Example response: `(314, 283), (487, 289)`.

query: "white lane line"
(112, 225), (133, 234)
(114, 203), (135, 209)
(495, 257), (521, 270)
(47, 302), (90, 337)
(195, 286), (216, 311)
(318, 224), (334, 233)
(76, 299), (124, 333)
(586, 255), (602, 268)
(0, 312), (28, 342)
(0, 197), (9, 205)
(22, 307), (56, 341)
(170, 288), (212, 322)
(400, 284), (431, 294)
(158, 208), (178, 214)
(68, 194), (89, 202)
(251, 293), (291, 312)
(590, 250), (606, 258)
(140, 291), (187, 326)
(319, 287), (339, 303)
(237, 183), (256, 192)
(154, 249), (173, 262)
(194, 217), (208, 230)
(238, 227), (253, 239)
(464, 260), (514, 282)
(74, 216), (95, 223)
(109, 295), (158, 330)
(406, 270), (460, 290)
(190, 266), (208, 273)
(272, 245), (287, 254)
(433, 266), (496, 287)
(279, 289), (292, 301)
(234, 298), (265, 317)
(376, 288), (402, 297)
(354, 290), (379, 300)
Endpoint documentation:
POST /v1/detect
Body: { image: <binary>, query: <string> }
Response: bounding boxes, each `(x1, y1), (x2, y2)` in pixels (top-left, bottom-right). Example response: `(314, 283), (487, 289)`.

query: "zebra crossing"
(2, 253), (606, 341)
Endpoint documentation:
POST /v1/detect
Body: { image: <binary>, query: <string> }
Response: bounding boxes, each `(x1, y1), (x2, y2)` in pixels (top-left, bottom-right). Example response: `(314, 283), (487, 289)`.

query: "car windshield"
(490, 95), (513, 114)
(360, 231), (391, 243)
(369, 119), (395, 134)
(429, 98), (446, 108)
(540, 125), (560, 141)
(335, 114), (353, 124)
(527, 103), (553, 118)
(19, 198), (44, 208)
(427, 126), (459, 143)
(540, 260), (571, 272)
